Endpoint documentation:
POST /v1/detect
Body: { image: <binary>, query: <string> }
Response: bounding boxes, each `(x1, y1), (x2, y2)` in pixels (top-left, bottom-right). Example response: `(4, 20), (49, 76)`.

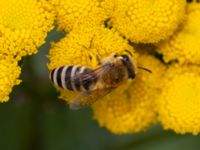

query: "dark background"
(0, 29), (200, 150)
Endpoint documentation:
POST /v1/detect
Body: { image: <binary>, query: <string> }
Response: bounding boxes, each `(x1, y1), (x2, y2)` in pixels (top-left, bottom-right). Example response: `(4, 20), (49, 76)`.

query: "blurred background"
(1, 29), (200, 150)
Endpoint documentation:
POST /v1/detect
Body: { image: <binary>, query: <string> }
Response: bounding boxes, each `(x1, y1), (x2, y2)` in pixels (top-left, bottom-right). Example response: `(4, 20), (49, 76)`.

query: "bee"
(49, 52), (151, 110)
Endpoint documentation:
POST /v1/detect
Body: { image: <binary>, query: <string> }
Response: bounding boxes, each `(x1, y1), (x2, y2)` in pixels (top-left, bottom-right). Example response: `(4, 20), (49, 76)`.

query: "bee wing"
(76, 63), (113, 82)
(70, 63), (113, 90)
(69, 88), (114, 110)
(70, 63), (114, 110)
(94, 63), (113, 77)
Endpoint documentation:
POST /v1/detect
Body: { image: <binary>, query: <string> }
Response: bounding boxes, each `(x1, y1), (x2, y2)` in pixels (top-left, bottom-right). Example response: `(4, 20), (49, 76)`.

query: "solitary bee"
(49, 53), (150, 110)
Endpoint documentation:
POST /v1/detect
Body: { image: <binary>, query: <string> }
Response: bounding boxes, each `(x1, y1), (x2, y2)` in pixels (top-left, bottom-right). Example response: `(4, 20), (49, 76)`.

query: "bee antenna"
(138, 66), (152, 73)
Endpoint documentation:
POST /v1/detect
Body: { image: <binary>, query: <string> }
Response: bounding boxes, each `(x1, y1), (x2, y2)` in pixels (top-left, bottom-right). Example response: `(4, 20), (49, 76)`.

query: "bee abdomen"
(49, 66), (72, 90)
(80, 67), (97, 91)
(49, 65), (97, 91)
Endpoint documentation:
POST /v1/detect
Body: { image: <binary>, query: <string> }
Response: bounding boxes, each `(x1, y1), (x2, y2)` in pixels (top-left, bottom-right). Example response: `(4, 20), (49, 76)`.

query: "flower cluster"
(0, 0), (55, 102)
(155, 1), (200, 134)
(48, 0), (200, 135)
(2, 0), (200, 135)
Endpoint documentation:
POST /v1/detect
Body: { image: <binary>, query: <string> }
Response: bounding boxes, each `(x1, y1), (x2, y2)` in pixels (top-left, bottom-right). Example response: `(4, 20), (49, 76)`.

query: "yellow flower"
(92, 51), (166, 134)
(48, 25), (135, 105)
(50, 0), (108, 32)
(156, 64), (200, 135)
(0, 55), (21, 102)
(110, 0), (186, 43)
(157, 2), (200, 64)
(0, 0), (54, 60)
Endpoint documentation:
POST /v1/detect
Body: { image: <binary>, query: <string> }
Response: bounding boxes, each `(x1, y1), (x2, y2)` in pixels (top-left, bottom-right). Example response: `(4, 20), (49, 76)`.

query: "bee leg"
(96, 54), (102, 65)
(69, 102), (83, 110)
(69, 92), (89, 110)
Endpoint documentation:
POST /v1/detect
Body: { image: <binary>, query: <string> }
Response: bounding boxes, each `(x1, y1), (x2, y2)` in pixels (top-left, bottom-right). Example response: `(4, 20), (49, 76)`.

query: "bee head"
(114, 54), (136, 79)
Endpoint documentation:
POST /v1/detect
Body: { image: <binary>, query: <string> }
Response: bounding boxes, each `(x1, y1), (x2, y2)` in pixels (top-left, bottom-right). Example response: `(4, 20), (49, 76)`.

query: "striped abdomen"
(49, 65), (97, 91)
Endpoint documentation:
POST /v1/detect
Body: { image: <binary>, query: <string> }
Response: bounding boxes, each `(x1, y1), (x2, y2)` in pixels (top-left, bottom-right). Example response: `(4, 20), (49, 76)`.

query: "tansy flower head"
(156, 64), (200, 135)
(92, 51), (166, 134)
(0, 0), (54, 60)
(50, 0), (108, 32)
(48, 25), (135, 105)
(157, 2), (200, 64)
(110, 0), (186, 43)
(0, 55), (21, 102)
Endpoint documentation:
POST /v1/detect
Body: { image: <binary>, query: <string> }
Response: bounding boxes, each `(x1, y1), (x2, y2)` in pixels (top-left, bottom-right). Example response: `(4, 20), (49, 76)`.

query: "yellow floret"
(48, 25), (135, 104)
(92, 51), (166, 134)
(50, 0), (108, 32)
(98, 0), (115, 18)
(0, 55), (21, 102)
(110, 0), (186, 43)
(156, 64), (200, 135)
(157, 2), (200, 64)
(0, 0), (55, 60)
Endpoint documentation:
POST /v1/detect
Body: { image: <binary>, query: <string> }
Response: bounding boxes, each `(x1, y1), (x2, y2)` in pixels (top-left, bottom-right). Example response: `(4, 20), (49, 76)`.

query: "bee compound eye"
(122, 55), (129, 62)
